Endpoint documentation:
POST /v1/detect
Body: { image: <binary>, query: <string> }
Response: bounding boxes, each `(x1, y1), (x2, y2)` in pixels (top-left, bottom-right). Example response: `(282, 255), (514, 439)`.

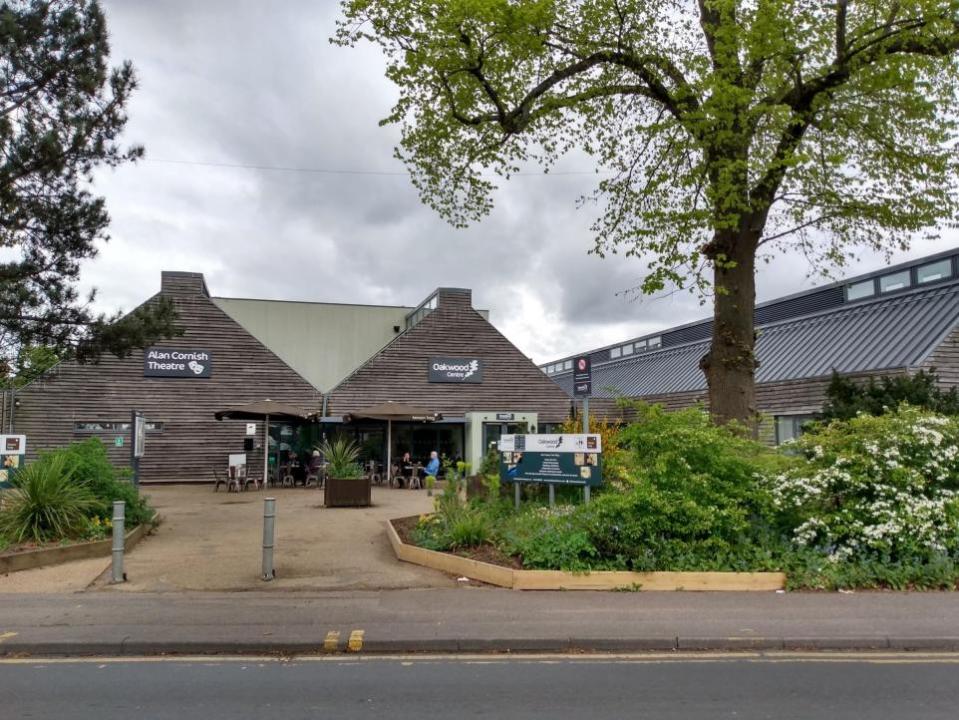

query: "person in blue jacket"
(417, 450), (440, 489)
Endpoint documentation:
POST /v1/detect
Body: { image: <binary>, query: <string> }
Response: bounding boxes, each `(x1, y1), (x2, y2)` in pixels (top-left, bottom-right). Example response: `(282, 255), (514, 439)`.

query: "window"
(846, 279), (876, 300)
(404, 292), (438, 330)
(621, 343), (634, 356)
(635, 340), (647, 352)
(610, 347), (621, 359)
(775, 414), (817, 444)
(917, 258), (953, 285)
(563, 360), (573, 371)
(648, 336), (662, 349)
(74, 421), (163, 432)
(546, 365), (555, 374)
(879, 270), (911, 294)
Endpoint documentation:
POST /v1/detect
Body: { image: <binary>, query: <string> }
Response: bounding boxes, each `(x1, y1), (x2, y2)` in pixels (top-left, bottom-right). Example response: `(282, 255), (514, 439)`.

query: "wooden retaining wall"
(386, 519), (785, 592)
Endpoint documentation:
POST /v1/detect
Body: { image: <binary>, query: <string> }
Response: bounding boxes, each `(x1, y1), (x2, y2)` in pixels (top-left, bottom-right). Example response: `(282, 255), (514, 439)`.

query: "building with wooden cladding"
(2, 273), (571, 483)
(542, 248), (959, 444)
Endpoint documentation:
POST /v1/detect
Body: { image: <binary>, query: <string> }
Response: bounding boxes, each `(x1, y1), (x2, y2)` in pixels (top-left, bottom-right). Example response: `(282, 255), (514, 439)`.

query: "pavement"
(0, 484), (452, 593)
(2, 588), (959, 656)
(5, 654), (959, 719)
(3, 484), (959, 658)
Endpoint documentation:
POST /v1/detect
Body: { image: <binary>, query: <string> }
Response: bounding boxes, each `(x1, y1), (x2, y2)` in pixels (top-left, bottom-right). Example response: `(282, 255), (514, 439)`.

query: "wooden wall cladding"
(12, 273), (321, 483)
(329, 288), (572, 423)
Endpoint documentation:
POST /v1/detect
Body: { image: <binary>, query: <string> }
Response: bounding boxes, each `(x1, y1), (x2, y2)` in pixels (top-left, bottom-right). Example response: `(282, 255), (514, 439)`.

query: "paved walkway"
(0, 484), (453, 593)
(2, 589), (959, 655)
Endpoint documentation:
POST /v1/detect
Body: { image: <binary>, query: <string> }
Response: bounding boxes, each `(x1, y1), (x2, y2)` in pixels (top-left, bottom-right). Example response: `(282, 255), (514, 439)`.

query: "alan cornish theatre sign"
(428, 357), (483, 384)
(143, 347), (213, 378)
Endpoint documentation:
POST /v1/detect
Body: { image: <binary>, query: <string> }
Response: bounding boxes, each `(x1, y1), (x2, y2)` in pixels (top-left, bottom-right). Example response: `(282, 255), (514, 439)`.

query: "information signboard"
(573, 356), (592, 397)
(498, 434), (603, 488)
(0, 434), (26, 488)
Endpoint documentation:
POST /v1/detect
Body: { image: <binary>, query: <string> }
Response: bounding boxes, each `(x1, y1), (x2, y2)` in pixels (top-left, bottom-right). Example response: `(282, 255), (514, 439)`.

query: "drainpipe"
(321, 394), (328, 420)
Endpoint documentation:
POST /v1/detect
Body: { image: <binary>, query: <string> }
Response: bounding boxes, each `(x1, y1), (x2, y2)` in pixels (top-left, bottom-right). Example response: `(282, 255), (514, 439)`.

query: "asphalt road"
(3, 654), (958, 719)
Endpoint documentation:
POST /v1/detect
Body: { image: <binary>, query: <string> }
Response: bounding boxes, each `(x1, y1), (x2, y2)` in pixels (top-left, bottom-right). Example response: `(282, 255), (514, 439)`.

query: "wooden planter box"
(325, 476), (372, 507)
(0, 515), (158, 574)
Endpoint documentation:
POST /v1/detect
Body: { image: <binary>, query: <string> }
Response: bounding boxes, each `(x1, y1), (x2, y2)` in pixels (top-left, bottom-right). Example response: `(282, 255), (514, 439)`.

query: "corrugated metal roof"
(552, 284), (959, 399)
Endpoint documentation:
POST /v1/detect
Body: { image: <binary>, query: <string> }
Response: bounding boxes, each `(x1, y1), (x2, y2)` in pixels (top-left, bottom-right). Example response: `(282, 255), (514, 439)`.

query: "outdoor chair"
(227, 466), (242, 493)
(239, 464), (259, 491)
(280, 464), (295, 488)
(304, 463), (326, 488)
(409, 464), (423, 490)
(212, 467), (228, 492)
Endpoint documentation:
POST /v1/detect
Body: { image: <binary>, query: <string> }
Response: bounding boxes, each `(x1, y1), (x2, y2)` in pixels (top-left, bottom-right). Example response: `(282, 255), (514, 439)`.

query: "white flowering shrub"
(770, 406), (959, 561)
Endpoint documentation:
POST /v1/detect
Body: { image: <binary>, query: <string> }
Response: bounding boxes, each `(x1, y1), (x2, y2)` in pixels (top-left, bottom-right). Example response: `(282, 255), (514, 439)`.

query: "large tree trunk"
(699, 230), (759, 429)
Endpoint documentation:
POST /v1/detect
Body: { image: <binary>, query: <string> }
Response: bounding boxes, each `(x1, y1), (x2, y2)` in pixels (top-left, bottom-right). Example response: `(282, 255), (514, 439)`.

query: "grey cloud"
(82, 1), (959, 364)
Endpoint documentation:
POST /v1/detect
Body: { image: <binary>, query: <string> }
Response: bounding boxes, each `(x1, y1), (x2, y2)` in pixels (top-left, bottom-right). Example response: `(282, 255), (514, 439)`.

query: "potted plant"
(320, 438), (371, 508)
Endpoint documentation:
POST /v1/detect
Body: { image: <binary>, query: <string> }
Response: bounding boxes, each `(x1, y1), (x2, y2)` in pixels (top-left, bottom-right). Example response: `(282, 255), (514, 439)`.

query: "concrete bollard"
(111, 501), (126, 583)
(262, 497), (276, 581)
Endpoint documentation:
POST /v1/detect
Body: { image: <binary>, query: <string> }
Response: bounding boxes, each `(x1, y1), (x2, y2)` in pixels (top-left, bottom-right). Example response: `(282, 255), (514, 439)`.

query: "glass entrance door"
(482, 421), (527, 453)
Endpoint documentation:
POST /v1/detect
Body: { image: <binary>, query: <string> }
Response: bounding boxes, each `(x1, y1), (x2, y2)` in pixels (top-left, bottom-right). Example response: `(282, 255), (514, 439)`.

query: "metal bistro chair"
(226, 466), (243, 493)
(280, 464), (295, 488)
(212, 466), (228, 492)
(238, 464), (260, 491)
(367, 460), (384, 486)
(304, 461), (327, 489)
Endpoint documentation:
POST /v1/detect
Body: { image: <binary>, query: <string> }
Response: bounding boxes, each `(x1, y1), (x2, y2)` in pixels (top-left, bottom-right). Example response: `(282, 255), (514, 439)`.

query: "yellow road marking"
(323, 631), (340, 653)
(347, 629), (364, 652)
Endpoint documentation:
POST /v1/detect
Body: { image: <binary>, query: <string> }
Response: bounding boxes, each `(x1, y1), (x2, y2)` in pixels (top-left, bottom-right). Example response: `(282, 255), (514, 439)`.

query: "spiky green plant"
(0, 455), (96, 543)
(319, 437), (364, 479)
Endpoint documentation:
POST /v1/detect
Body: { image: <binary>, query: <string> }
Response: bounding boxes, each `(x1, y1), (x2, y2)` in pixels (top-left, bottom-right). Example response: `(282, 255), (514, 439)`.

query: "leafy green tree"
(821, 369), (959, 421)
(335, 0), (959, 426)
(0, 1), (179, 380)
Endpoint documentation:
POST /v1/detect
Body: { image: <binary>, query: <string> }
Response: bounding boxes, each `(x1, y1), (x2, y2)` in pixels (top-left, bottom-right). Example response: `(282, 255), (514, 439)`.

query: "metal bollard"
(111, 501), (125, 583)
(262, 497), (276, 581)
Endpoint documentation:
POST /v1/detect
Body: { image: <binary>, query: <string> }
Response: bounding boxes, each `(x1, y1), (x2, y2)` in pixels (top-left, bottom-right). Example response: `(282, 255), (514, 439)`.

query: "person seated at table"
(395, 451), (413, 488)
(417, 451), (440, 489)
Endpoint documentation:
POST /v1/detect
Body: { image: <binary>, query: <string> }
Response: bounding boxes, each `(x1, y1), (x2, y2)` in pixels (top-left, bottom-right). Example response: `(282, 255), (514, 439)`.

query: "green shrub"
(498, 506), (598, 570)
(448, 512), (490, 549)
(0, 454), (96, 543)
(769, 405), (959, 562)
(822, 369), (959, 421)
(45, 439), (152, 526)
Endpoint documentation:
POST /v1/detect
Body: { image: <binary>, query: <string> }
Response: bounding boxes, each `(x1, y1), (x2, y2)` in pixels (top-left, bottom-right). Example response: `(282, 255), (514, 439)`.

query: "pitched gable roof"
(329, 289), (571, 422)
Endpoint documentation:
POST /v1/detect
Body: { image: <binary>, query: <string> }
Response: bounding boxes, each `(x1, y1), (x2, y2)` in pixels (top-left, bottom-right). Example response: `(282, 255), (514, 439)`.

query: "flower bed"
(388, 517), (786, 591)
(0, 516), (157, 574)
(404, 404), (959, 591)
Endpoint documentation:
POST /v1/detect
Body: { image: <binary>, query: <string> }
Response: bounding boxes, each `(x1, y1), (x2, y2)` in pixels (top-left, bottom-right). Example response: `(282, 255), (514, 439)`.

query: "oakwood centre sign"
(428, 356), (483, 384)
(144, 347), (212, 378)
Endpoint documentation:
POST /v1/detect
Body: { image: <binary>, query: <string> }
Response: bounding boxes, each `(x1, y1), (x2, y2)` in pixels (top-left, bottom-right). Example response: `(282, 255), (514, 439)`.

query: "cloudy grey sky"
(81, 0), (958, 364)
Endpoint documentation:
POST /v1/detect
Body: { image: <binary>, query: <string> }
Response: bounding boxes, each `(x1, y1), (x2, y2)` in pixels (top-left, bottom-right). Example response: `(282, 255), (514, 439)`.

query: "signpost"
(131, 410), (146, 489)
(573, 356), (593, 502)
(498, 433), (603, 508)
